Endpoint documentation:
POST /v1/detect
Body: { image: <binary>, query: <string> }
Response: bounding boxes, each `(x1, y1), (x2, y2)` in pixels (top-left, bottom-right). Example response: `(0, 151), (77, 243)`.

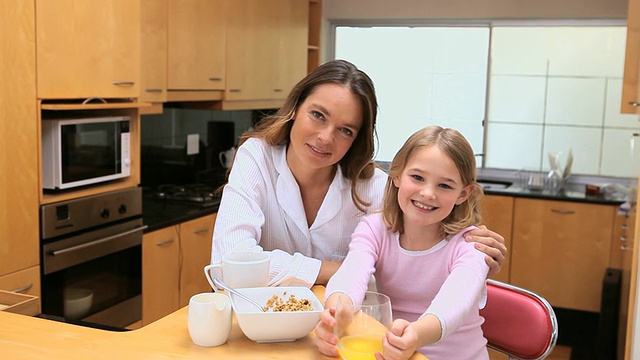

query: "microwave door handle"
(49, 225), (148, 256)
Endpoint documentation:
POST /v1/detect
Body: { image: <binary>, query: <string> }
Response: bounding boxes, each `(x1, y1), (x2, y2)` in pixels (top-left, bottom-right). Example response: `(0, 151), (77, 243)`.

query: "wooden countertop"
(0, 286), (428, 359)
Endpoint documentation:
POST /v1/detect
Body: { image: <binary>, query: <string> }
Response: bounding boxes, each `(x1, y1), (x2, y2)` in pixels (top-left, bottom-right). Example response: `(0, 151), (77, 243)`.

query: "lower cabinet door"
(179, 213), (216, 308)
(142, 226), (180, 326)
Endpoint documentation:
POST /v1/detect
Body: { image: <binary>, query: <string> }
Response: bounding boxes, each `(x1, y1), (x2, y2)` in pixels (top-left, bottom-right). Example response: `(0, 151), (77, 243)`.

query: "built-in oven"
(40, 187), (146, 330)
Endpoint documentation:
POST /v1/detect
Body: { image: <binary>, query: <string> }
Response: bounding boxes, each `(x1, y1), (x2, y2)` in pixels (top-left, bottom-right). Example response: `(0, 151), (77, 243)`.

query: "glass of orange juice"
(335, 291), (392, 360)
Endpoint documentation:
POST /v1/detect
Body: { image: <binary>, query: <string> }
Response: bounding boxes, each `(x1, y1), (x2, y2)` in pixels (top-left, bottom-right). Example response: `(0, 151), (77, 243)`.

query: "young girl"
(314, 125), (489, 360)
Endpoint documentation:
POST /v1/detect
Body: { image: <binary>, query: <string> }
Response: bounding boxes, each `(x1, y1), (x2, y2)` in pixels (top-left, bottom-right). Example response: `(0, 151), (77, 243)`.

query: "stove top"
(144, 184), (221, 207)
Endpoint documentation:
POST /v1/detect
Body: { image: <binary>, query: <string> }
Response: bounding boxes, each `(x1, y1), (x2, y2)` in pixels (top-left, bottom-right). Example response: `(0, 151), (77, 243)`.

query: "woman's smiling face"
(393, 145), (471, 230)
(287, 83), (362, 172)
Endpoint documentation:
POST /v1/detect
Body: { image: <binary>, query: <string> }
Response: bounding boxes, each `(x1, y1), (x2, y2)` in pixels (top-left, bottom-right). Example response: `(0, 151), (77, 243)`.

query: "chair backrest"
(480, 279), (558, 360)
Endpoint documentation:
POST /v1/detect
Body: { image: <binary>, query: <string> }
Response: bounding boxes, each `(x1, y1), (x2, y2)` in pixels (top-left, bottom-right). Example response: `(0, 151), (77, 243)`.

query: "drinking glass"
(335, 291), (393, 360)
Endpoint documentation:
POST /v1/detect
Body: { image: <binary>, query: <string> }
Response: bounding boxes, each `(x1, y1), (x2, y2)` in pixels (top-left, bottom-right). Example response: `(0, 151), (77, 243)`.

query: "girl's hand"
(375, 319), (420, 360)
(465, 225), (507, 276)
(314, 306), (340, 357)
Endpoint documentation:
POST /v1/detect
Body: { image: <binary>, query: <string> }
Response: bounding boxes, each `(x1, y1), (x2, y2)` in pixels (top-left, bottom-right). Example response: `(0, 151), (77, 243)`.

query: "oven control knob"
(100, 208), (110, 219)
(118, 204), (127, 214)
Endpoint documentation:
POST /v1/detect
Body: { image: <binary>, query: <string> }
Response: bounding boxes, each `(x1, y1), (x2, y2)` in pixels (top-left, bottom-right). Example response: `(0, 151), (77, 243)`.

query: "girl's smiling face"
(393, 145), (472, 231)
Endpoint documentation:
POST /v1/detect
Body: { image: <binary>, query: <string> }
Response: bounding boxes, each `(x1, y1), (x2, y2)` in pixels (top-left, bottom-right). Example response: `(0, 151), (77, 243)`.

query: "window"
(333, 21), (638, 178)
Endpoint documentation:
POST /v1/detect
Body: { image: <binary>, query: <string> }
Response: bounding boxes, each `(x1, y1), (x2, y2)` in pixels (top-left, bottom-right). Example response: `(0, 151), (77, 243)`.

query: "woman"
(210, 59), (506, 287)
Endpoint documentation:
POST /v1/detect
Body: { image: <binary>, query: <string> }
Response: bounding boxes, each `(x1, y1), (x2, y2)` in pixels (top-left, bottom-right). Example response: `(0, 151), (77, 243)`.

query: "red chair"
(480, 279), (559, 360)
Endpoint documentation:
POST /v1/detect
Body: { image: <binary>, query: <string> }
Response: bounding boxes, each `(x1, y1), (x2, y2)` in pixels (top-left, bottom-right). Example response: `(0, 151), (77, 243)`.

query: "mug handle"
(204, 264), (221, 291)
(218, 152), (226, 168)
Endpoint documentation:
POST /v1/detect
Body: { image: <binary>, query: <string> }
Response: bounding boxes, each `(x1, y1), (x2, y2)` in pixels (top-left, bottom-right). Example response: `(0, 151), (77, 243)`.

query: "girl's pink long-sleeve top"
(326, 213), (490, 360)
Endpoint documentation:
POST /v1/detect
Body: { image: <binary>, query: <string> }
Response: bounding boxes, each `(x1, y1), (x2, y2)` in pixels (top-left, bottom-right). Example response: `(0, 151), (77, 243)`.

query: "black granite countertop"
(142, 197), (219, 233)
(480, 184), (627, 206)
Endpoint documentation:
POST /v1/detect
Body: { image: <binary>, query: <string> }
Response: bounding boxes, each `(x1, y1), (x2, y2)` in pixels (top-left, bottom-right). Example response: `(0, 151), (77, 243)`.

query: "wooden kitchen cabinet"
(140, 0), (168, 103)
(142, 226), (180, 326)
(223, 0), (308, 107)
(0, 1), (40, 289)
(178, 213), (216, 308)
(36, 0), (140, 99)
(167, 0), (226, 93)
(481, 195), (514, 284)
(622, 0), (640, 114)
(0, 266), (41, 298)
(142, 213), (216, 325)
(510, 198), (617, 312)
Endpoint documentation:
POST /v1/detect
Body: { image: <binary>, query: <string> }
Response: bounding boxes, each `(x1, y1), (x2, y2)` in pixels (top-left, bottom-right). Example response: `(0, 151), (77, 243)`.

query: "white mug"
(218, 147), (236, 168)
(187, 292), (232, 347)
(205, 251), (270, 289)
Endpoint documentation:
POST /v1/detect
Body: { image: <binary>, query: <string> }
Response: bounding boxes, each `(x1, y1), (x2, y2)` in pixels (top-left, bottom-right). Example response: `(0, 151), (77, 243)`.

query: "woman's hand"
(314, 306), (340, 357)
(375, 319), (420, 360)
(465, 225), (507, 276)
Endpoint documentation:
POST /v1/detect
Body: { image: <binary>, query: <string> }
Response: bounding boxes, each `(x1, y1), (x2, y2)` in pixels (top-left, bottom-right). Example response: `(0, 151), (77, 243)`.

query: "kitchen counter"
(142, 197), (219, 232)
(0, 286), (428, 359)
(481, 184), (627, 206)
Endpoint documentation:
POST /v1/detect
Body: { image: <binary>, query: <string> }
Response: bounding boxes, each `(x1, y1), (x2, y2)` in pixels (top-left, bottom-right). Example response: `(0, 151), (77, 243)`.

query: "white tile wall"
(485, 123), (544, 170)
(548, 27), (627, 78)
(605, 78), (640, 128)
(545, 77), (606, 126)
(491, 27), (553, 75)
(488, 75), (546, 123)
(542, 126), (602, 175)
(602, 128), (640, 177)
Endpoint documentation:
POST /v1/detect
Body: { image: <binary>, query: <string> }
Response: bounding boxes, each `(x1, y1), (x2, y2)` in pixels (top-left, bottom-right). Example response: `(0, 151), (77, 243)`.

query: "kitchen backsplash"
(140, 107), (255, 188)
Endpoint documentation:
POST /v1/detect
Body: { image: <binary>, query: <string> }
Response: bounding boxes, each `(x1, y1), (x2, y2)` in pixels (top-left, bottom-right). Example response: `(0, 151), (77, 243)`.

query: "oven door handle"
(49, 225), (148, 256)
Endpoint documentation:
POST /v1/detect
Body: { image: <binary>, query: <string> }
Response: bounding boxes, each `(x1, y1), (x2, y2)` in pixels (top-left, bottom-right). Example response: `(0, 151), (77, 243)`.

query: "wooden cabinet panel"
(36, 0), (140, 99)
(622, 0), (640, 114)
(178, 214), (216, 308)
(142, 226), (180, 326)
(167, 0), (226, 91)
(226, 0), (308, 102)
(140, 0), (168, 102)
(142, 213), (217, 324)
(481, 195), (514, 284)
(0, 1), (39, 278)
(0, 266), (41, 298)
(511, 198), (616, 312)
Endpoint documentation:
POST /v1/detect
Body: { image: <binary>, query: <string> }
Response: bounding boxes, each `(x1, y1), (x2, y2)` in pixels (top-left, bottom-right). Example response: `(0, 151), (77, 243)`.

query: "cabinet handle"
(229, 89), (241, 93)
(155, 238), (176, 246)
(273, 89), (283, 92)
(112, 81), (135, 86)
(629, 102), (640, 107)
(621, 236), (627, 242)
(209, 77), (223, 81)
(194, 228), (210, 235)
(551, 209), (575, 215)
(11, 283), (33, 293)
(145, 89), (163, 93)
(622, 245), (633, 251)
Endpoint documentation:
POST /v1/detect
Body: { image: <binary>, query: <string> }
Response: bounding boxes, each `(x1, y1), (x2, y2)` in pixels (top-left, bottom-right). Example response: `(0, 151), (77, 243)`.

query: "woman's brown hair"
(233, 59), (380, 212)
(382, 125), (483, 235)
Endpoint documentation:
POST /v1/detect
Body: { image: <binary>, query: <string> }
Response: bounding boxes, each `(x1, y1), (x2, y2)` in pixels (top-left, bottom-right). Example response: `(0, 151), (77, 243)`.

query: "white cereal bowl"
(229, 286), (323, 343)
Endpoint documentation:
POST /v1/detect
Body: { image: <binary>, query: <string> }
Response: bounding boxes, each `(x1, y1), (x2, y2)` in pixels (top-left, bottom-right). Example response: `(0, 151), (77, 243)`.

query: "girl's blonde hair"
(382, 125), (483, 235)
(233, 60), (379, 212)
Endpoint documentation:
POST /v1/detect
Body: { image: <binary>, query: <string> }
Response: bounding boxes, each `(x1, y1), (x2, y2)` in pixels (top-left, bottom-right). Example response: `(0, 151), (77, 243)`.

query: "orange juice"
(337, 335), (383, 360)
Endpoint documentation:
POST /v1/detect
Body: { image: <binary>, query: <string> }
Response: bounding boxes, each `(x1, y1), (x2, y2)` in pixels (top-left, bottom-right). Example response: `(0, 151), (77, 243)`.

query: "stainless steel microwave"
(42, 116), (131, 190)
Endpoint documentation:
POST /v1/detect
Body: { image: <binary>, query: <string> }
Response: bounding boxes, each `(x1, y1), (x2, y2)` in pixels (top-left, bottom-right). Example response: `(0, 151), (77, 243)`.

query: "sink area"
(477, 179), (513, 190)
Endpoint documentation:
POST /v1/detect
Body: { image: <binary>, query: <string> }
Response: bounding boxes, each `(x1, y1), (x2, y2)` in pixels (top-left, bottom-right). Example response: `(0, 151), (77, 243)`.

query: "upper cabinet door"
(36, 0), (140, 99)
(622, 0), (640, 114)
(140, 0), (168, 102)
(167, 0), (226, 91)
(225, 0), (308, 102)
(271, 0), (308, 100)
